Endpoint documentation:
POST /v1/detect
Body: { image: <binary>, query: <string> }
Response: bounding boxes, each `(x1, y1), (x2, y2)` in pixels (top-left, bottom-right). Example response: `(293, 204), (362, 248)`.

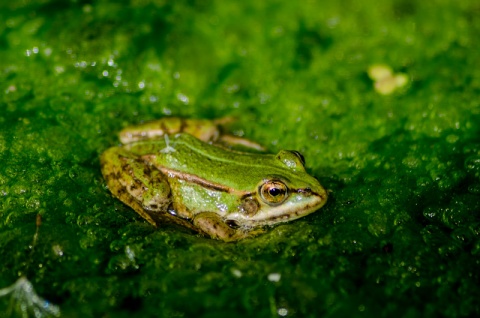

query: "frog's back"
(126, 134), (300, 191)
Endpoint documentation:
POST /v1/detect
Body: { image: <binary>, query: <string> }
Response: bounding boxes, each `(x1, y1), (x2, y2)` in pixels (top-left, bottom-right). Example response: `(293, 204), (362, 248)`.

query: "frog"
(100, 117), (328, 242)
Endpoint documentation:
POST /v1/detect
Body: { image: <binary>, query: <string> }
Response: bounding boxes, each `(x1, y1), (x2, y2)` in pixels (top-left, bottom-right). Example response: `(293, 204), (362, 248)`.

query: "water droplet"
(231, 269), (242, 278)
(277, 308), (288, 316)
(268, 273), (281, 282)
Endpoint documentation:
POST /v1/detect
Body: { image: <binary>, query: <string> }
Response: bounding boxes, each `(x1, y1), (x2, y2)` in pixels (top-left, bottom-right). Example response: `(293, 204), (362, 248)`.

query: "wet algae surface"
(1, 0), (480, 317)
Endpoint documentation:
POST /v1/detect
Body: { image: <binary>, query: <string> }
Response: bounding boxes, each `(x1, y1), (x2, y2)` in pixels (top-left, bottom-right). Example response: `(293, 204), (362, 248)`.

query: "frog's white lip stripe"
(230, 190), (328, 227)
(151, 166), (327, 227)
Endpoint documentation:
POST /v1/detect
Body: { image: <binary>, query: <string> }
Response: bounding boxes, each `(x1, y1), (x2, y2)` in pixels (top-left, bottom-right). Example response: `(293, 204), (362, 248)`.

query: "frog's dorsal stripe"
(175, 134), (272, 168)
(159, 166), (253, 196)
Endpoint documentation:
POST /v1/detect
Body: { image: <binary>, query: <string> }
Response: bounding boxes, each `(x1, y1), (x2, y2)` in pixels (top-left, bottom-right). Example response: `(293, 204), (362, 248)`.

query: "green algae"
(1, 0), (480, 317)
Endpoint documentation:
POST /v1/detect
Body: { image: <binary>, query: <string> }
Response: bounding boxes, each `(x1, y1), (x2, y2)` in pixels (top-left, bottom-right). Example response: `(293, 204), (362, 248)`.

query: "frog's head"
(228, 150), (328, 228)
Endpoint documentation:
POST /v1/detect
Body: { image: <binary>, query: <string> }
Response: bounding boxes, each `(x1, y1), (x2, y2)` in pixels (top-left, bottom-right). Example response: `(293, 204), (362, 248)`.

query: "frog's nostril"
(297, 188), (312, 195)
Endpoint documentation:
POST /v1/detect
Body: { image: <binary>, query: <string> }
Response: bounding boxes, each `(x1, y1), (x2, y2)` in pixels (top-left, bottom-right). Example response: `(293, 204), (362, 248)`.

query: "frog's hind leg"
(119, 117), (266, 151)
(100, 147), (172, 227)
(119, 117), (222, 144)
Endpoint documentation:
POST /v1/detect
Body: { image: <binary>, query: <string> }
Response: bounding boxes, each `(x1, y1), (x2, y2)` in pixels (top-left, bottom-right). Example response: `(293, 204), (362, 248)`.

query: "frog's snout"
(297, 186), (328, 204)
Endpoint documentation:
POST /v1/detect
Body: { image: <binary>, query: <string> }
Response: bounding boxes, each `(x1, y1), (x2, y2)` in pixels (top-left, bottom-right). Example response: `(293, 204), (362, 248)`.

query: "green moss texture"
(1, 0), (479, 317)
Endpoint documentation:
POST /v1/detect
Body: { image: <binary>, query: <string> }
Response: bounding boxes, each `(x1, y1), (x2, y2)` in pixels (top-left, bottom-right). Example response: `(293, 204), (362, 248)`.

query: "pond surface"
(1, 0), (479, 317)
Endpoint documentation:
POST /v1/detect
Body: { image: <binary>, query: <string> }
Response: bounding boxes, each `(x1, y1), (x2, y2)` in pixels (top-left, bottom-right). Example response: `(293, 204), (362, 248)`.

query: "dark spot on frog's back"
(143, 166), (150, 176)
(117, 188), (126, 196)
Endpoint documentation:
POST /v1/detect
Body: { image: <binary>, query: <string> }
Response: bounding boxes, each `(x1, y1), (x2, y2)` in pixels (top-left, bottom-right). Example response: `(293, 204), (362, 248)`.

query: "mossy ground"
(1, 0), (480, 317)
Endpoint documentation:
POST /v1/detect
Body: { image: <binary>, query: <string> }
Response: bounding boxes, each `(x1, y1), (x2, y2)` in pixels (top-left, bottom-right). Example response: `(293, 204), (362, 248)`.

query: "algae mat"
(1, 0), (480, 317)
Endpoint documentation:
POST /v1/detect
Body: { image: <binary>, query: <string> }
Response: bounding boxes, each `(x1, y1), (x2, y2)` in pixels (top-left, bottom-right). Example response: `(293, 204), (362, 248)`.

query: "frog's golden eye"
(260, 180), (288, 205)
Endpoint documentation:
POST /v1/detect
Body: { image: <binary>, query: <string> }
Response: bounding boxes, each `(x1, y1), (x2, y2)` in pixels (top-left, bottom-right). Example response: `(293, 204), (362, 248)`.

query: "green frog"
(100, 117), (328, 242)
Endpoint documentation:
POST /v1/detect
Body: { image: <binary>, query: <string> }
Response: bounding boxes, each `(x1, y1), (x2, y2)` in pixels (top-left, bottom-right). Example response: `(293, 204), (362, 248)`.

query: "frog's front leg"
(100, 147), (171, 227)
(193, 212), (264, 242)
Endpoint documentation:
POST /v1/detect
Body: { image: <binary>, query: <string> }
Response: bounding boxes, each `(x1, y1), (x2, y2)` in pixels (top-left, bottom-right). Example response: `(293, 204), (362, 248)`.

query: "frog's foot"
(217, 135), (265, 151)
(100, 147), (172, 226)
(193, 212), (264, 242)
(118, 117), (266, 151)
(119, 117), (223, 144)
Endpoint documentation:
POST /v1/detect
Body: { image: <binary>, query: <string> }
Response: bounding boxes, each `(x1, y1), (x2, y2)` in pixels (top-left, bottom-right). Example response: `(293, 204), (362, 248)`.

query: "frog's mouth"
(230, 188), (328, 227)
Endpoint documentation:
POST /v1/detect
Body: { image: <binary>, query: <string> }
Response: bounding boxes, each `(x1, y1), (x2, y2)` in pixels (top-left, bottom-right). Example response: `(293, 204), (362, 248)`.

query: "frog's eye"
(275, 150), (306, 171)
(290, 151), (306, 166)
(259, 180), (288, 205)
